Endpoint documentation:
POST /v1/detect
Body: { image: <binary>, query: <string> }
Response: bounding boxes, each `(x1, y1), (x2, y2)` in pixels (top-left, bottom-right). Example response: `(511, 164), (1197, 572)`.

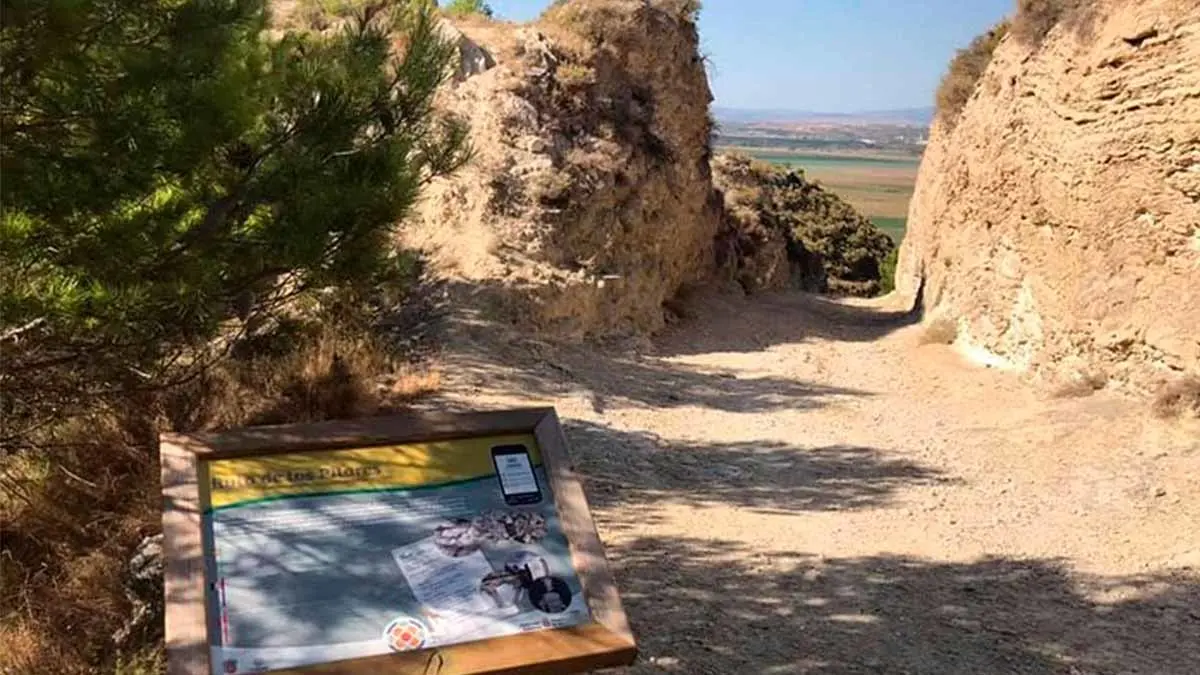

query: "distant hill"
(714, 106), (934, 127)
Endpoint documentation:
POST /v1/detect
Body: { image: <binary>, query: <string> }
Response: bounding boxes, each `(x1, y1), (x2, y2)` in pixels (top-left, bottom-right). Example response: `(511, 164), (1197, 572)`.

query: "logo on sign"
(383, 616), (429, 652)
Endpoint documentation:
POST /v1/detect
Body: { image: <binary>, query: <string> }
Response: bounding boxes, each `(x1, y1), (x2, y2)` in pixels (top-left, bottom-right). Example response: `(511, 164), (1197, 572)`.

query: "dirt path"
(429, 290), (1200, 674)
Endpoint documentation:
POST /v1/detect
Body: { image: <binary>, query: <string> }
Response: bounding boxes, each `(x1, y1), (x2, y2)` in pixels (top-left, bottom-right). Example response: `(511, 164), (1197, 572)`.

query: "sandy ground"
(427, 289), (1200, 674)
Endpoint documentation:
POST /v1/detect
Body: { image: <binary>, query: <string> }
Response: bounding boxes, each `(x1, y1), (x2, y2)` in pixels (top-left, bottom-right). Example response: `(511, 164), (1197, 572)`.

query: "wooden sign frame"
(161, 407), (636, 675)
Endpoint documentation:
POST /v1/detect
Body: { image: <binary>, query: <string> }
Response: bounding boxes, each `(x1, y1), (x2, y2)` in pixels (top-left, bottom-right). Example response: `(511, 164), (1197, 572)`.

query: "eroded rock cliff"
(898, 0), (1200, 393)
(403, 0), (720, 338)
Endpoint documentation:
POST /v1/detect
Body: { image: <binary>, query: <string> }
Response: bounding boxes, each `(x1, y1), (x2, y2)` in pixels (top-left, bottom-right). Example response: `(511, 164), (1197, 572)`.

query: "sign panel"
(161, 408), (635, 675)
(200, 434), (589, 674)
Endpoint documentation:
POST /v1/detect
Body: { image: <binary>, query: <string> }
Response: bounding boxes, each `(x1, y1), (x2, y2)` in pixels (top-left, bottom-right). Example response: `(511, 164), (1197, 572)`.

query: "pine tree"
(0, 0), (469, 444)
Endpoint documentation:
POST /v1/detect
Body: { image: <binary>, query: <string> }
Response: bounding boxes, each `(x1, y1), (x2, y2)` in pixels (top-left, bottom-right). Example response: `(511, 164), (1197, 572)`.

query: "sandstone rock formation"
(898, 0), (1200, 393)
(403, 0), (721, 338)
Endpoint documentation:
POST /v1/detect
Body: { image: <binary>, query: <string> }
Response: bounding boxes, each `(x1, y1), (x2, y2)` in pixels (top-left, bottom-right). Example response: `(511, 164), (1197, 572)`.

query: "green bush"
(879, 248), (899, 295)
(765, 169), (896, 295)
(443, 0), (494, 18)
(0, 0), (470, 446)
(935, 21), (1009, 129)
(713, 154), (896, 296)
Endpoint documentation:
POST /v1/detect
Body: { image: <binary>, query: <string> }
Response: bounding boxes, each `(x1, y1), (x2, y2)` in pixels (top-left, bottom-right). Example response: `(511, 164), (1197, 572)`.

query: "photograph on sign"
(197, 432), (591, 675)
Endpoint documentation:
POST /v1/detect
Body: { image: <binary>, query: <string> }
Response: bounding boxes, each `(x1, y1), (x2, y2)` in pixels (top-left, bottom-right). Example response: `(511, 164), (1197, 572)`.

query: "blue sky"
(481, 0), (1014, 112)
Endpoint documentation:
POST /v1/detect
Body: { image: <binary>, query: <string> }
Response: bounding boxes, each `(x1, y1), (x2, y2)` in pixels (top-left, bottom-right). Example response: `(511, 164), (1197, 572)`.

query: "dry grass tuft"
(382, 365), (444, 401)
(0, 623), (51, 674)
(919, 315), (959, 346)
(555, 62), (596, 88)
(540, 0), (700, 51)
(1011, 0), (1093, 46)
(157, 322), (421, 431)
(111, 646), (167, 675)
(656, 0), (702, 21)
(1, 318), (438, 673)
(935, 21), (1009, 129)
(1, 414), (166, 673)
(1153, 376), (1200, 419)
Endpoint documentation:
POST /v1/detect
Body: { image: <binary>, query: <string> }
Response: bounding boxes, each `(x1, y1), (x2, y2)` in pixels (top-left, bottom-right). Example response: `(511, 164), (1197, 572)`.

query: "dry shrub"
(383, 365), (444, 401)
(161, 320), (446, 431)
(540, 0), (700, 45)
(0, 416), (160, 674)
(1012, 0), (1093, 46)
(200, 325), (389, 427)
(935, 21), (1009, 129)
(541, 0), (604, 28)
(0, 622), (74, 675)
(0, 393), (212, 665)
(1153, 376), (1200, 419)
(920, 315), (959, 345)
(1, 319), (439, 673)
(556, 62), (596, 88)
(111, 647), (167, 675)
(657, 0), (702, 21)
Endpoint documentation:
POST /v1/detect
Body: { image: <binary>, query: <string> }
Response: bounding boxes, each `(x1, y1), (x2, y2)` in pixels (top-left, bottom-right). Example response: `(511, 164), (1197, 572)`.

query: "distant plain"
(724, 147), (919, 244)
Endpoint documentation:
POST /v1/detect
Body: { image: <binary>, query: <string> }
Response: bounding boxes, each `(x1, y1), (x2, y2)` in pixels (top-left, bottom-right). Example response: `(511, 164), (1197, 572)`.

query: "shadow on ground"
(653, 289), (923, 357)
(446, 341), (871, 413)
(611, 535), (1200, 675)
(435, 291), (915, 414)
(565, 420), (948, 522)
(436, 285), (927, 416)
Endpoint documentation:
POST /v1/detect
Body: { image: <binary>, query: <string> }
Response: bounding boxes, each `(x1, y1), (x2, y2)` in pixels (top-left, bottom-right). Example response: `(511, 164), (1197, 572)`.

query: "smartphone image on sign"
(491, 444), (542, 506)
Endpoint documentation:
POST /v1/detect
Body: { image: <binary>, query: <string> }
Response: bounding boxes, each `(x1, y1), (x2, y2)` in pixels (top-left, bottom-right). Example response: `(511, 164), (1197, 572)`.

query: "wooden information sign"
(161, 408), (636, 675)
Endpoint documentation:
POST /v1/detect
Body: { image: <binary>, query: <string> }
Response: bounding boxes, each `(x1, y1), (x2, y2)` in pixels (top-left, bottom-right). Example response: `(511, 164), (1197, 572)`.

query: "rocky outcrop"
(898, 0), (1200, 393)
(438, 22), (496, 81)
(112, 534), (164, 647)
(713, 153), (895, 296)
(403, 0), (721, 338)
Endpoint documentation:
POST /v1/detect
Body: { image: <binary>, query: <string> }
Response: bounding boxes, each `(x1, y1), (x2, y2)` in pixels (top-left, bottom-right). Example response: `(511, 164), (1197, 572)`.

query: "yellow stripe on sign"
(200, 433), (540, 511)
